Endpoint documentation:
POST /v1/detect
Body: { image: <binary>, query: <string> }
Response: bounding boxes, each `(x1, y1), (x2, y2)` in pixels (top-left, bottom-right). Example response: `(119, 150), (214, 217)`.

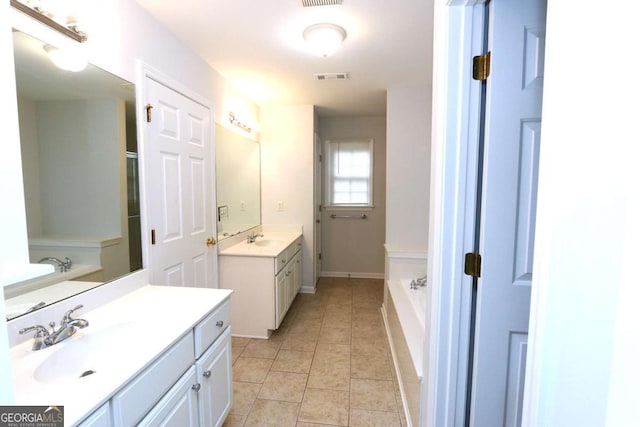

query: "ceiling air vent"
(315, 72), (349, 80)
(300, 0), (342, 7)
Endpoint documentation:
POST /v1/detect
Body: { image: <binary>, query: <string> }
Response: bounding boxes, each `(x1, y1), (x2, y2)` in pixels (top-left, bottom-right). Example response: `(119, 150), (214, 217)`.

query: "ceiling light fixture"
(43, 44), (87, 72)
(303, 23), (347, 57)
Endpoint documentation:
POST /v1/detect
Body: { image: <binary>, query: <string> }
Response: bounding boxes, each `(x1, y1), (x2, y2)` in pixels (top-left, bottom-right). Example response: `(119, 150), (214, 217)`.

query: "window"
(325, 138), (373, 207)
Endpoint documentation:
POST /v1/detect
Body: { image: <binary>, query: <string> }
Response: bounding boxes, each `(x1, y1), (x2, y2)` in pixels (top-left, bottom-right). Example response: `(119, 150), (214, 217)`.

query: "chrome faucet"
(19, 304), (89, 351)
(410, 275), (427, 290)
(38, 256), (72, 272)
(246, 232), (264, 243)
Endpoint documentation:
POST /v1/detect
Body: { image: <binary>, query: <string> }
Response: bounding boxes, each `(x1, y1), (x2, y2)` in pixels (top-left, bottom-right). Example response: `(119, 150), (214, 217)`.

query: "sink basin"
(253, 239), (284, 248)
(32, 322), (134, 384)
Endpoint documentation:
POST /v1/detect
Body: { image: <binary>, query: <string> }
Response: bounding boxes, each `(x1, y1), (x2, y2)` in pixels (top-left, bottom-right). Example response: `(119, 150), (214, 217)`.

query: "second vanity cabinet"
(219, 233), (302, 338)
(275, 250), (302, 326)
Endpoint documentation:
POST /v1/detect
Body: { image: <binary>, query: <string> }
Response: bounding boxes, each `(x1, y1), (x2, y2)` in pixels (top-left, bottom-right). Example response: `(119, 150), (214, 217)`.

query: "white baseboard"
(320, 271), (384, 279)
(300, 285), (316, 294)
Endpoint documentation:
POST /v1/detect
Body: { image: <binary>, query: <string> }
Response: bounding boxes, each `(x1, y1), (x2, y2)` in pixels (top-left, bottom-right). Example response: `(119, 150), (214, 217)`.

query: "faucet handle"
(62, 304), (84, 323)
(19, 325), (49, 337)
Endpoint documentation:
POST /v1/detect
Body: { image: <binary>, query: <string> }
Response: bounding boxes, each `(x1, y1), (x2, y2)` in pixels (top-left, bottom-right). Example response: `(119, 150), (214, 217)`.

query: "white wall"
(523, 1), (640, 425)
(260, 105), (315, 288)
(386, 86), (432, 252)
(1, 0), (260, 402)
(319, 116), (387, 277)
(0, 1), (18, 404)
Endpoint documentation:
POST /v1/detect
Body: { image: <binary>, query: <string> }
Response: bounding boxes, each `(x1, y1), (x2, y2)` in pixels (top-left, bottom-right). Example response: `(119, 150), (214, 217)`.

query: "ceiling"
(134, 0), (433, 117)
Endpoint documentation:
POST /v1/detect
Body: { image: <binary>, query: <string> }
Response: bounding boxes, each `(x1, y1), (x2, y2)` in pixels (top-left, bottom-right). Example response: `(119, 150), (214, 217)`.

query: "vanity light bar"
(300, 0), (342, 7)
(228, 113), (252, 133)
(10, 0), (87, 43)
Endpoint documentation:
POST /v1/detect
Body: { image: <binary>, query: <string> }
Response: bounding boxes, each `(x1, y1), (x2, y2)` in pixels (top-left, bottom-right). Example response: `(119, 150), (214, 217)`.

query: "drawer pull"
(216, 320), (224, 327)
(203, 370), (212, 378)
(192, 383), (201, 392)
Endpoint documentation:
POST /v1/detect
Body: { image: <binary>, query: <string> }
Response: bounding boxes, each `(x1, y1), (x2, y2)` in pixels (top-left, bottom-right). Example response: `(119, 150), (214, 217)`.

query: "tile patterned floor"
(223, 277), (407, 427)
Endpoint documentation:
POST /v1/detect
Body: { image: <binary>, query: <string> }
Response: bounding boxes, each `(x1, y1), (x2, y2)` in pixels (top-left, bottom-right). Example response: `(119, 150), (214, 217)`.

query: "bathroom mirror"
(3, 30), (142, 320)
(215, 124), (261, 240)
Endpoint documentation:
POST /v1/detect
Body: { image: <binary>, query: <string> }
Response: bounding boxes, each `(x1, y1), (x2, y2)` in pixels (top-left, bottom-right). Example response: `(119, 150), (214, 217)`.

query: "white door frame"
(424, 1), (488, 425)
(136, 62), (217, 285)
(313, 132), (322, 289)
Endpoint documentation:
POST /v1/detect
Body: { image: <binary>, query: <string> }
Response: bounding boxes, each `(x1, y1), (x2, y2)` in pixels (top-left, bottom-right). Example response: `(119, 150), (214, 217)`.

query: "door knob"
(206, 237), (216, 247)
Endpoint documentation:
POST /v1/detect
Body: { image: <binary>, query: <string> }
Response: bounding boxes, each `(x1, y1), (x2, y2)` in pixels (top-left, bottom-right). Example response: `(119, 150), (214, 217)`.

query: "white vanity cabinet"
(77, 297), (232, 427)
(219, 233), (302, 338)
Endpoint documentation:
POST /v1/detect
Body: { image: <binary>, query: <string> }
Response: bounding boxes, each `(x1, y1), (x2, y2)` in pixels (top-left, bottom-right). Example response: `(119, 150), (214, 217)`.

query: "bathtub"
(383, 278), (428, 426)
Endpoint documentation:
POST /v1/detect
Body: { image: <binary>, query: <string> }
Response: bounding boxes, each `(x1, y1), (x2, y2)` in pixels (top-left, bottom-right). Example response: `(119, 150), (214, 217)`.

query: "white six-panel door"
(144, 77), (216, 288)
(470, 0), (547, 425)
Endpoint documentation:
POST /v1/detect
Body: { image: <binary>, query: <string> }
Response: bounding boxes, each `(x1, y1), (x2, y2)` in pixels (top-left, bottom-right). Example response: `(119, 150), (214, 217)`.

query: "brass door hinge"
(145, 103), (153, 122)
(464, 252), (482, 277)
(472, 52), (491, 81)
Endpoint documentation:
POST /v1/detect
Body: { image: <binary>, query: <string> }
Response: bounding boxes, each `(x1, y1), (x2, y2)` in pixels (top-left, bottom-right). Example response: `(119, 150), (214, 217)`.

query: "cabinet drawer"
(274, 237), (302, 274)
(275, 251), (288, 274)
(194, 298), (231, 358)
(288, 237), (303, 259)
(112, 332), (194, 426)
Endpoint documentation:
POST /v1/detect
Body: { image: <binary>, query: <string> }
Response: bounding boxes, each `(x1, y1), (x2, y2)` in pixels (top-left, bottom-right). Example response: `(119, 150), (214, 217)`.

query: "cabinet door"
(77, 402), (111, 427)
(138, 366), (199, 427)
(197, 327), (232, 427)
(275, 269), (287, 327)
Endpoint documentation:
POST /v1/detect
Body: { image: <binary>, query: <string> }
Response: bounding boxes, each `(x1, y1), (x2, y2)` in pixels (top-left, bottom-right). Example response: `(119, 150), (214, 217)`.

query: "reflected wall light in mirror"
(43, 44), (87, 72)
(10, 0), (87, 43)
(229, 112), (252, 133)
(5, 29), (142, 321)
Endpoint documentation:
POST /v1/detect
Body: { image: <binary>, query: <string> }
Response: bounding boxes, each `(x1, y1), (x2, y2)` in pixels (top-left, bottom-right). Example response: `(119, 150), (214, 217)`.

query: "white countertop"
(218, 231), (302, 257)
(10, 285), (232, 426)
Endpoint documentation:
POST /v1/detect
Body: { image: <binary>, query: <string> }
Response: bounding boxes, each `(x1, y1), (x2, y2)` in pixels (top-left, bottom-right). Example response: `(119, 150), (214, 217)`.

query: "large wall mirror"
(215, 124), (261, 240)
(4, 30), (142, 320)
